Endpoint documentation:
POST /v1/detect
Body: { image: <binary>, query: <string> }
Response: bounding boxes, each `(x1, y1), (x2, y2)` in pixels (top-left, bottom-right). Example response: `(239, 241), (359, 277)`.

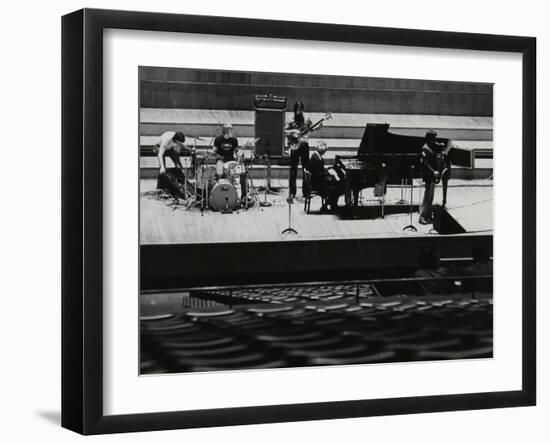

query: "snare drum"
(233, 163), (246, 176)
(224, 161), (246, 178)
(210, 180), (238, 211)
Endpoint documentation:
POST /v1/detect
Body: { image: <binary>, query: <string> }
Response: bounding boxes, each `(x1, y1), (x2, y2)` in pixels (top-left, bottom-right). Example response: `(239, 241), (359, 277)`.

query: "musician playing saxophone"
(285, 101), (321, 201)
(419, 129), (450, 224)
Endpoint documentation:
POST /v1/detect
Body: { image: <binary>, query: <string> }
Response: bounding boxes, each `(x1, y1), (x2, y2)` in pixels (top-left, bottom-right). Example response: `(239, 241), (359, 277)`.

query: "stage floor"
(140, 178), (493, 245)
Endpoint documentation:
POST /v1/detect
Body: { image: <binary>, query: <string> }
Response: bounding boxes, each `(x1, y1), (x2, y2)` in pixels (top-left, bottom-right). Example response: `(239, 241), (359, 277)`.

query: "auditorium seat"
(312, 350), (396, 366)
(246, 305), (295, 314)
(184, 308), (235, 317)
(140, 281), (493, 374)
(417, 346), (493, 360)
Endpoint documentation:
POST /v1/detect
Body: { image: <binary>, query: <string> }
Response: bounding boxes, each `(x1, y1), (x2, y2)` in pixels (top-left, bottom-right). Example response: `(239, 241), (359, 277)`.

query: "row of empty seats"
(141, 279), (493, 374)
(190, 283), (377, 307)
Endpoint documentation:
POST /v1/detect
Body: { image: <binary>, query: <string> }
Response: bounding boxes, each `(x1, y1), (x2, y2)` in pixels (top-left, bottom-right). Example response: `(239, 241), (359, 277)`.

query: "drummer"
(213, 123), (247, 199)
(213, 123), (239, 162)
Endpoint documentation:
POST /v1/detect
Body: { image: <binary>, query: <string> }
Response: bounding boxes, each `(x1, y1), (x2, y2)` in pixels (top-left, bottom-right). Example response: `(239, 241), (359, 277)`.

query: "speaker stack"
(254, 94), (287, 158)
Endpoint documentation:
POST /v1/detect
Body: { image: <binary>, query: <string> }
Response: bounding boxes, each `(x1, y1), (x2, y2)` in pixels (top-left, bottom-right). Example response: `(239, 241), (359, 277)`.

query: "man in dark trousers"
(419, 129), (448, 224)
(155, 130), (189, 175)
(154, 130), (194, 198)
(309, 141), (343, 212)
(285, 101), (321, 201)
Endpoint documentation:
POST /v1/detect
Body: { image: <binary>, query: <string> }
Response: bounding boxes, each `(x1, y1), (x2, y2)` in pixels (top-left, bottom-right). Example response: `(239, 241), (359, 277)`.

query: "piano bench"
(303, 170), (327, 214)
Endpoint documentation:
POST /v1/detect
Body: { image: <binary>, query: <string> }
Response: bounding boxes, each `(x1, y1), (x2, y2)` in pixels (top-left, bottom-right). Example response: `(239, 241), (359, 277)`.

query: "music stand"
(260, 189), (272, 207)
(396, 178), (407, 204)
(403, 165), (418, 232)
(256, 154), (273, 207)
(257, 154), (279, 197)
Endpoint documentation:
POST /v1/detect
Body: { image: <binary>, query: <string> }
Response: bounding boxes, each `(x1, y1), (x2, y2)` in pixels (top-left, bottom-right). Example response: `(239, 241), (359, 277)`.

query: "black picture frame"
(62, 8), (536, 435)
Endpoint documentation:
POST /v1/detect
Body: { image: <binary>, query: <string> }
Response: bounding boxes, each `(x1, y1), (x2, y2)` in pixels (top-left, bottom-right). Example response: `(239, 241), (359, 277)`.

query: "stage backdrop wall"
(140, 67), (494, 116)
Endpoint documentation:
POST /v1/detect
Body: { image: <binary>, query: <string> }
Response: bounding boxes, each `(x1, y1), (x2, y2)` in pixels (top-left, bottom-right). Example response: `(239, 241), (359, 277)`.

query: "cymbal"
(203, 151), (222, 159)
(242, 138), (260, 147)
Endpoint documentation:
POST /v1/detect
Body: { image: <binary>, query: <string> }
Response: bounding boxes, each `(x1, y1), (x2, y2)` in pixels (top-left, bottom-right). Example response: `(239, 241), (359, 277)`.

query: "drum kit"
(178, 137), (260, 214)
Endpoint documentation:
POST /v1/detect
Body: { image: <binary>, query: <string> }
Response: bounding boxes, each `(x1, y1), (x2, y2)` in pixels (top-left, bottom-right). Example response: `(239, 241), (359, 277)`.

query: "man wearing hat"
(155, 130), (191, 175)
(419, 129), (447, 224)
(154, 130), (193, 197)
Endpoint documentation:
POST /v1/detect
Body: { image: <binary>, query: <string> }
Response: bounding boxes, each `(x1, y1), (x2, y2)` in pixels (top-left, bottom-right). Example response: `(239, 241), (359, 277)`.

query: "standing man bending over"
(154, 131), (193, 197)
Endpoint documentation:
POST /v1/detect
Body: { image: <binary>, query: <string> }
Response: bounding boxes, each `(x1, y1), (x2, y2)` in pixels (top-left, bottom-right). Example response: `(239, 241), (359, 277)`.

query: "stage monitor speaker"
(254, 94), (286, 110)
(432, 205), (466, 235)
(255, 108), (285, 158)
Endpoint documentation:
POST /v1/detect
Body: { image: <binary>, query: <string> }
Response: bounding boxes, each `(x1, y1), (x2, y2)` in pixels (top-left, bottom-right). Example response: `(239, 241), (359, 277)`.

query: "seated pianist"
(309, 141), (344, 212)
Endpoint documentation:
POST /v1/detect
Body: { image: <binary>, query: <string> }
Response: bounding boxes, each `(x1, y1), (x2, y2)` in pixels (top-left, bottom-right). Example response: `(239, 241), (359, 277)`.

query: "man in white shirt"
(153, 131), (193, 198)
(154, 131), (192, 175)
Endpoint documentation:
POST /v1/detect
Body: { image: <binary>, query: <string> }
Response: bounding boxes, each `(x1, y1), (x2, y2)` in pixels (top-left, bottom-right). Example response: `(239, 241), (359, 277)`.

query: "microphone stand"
(396, 178), (407, 204)
(403, 165), (417, 232)
(281, 196), (298, 235)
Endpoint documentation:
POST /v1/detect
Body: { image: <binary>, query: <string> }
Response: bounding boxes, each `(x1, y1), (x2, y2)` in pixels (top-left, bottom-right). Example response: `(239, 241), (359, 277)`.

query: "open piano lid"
(358, 123), (445, 156)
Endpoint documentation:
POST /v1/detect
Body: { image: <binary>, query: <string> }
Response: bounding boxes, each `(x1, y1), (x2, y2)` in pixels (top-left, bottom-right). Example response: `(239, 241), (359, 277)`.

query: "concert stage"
(140, 179), (492, 245)
(140, 178), (493, 289)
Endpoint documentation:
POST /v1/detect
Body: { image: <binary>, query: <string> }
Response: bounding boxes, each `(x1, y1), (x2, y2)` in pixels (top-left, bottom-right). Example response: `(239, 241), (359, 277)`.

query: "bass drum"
(210, 180), (238, 212)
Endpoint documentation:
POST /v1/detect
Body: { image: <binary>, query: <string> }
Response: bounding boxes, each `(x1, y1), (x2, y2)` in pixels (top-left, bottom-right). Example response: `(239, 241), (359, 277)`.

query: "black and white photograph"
(139, 67), (494, 374)
(0, 0), (545, 439)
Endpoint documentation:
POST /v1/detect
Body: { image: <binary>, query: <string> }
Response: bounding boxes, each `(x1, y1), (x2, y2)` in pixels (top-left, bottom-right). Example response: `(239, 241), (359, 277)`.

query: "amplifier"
(254, 108), (285, 158)
(254, 94), (287, 110)
(449, 146), (474, 169)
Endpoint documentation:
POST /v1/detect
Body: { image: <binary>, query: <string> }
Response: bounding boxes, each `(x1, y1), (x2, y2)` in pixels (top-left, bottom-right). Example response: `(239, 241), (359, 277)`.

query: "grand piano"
(334, 123), (453, 209)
